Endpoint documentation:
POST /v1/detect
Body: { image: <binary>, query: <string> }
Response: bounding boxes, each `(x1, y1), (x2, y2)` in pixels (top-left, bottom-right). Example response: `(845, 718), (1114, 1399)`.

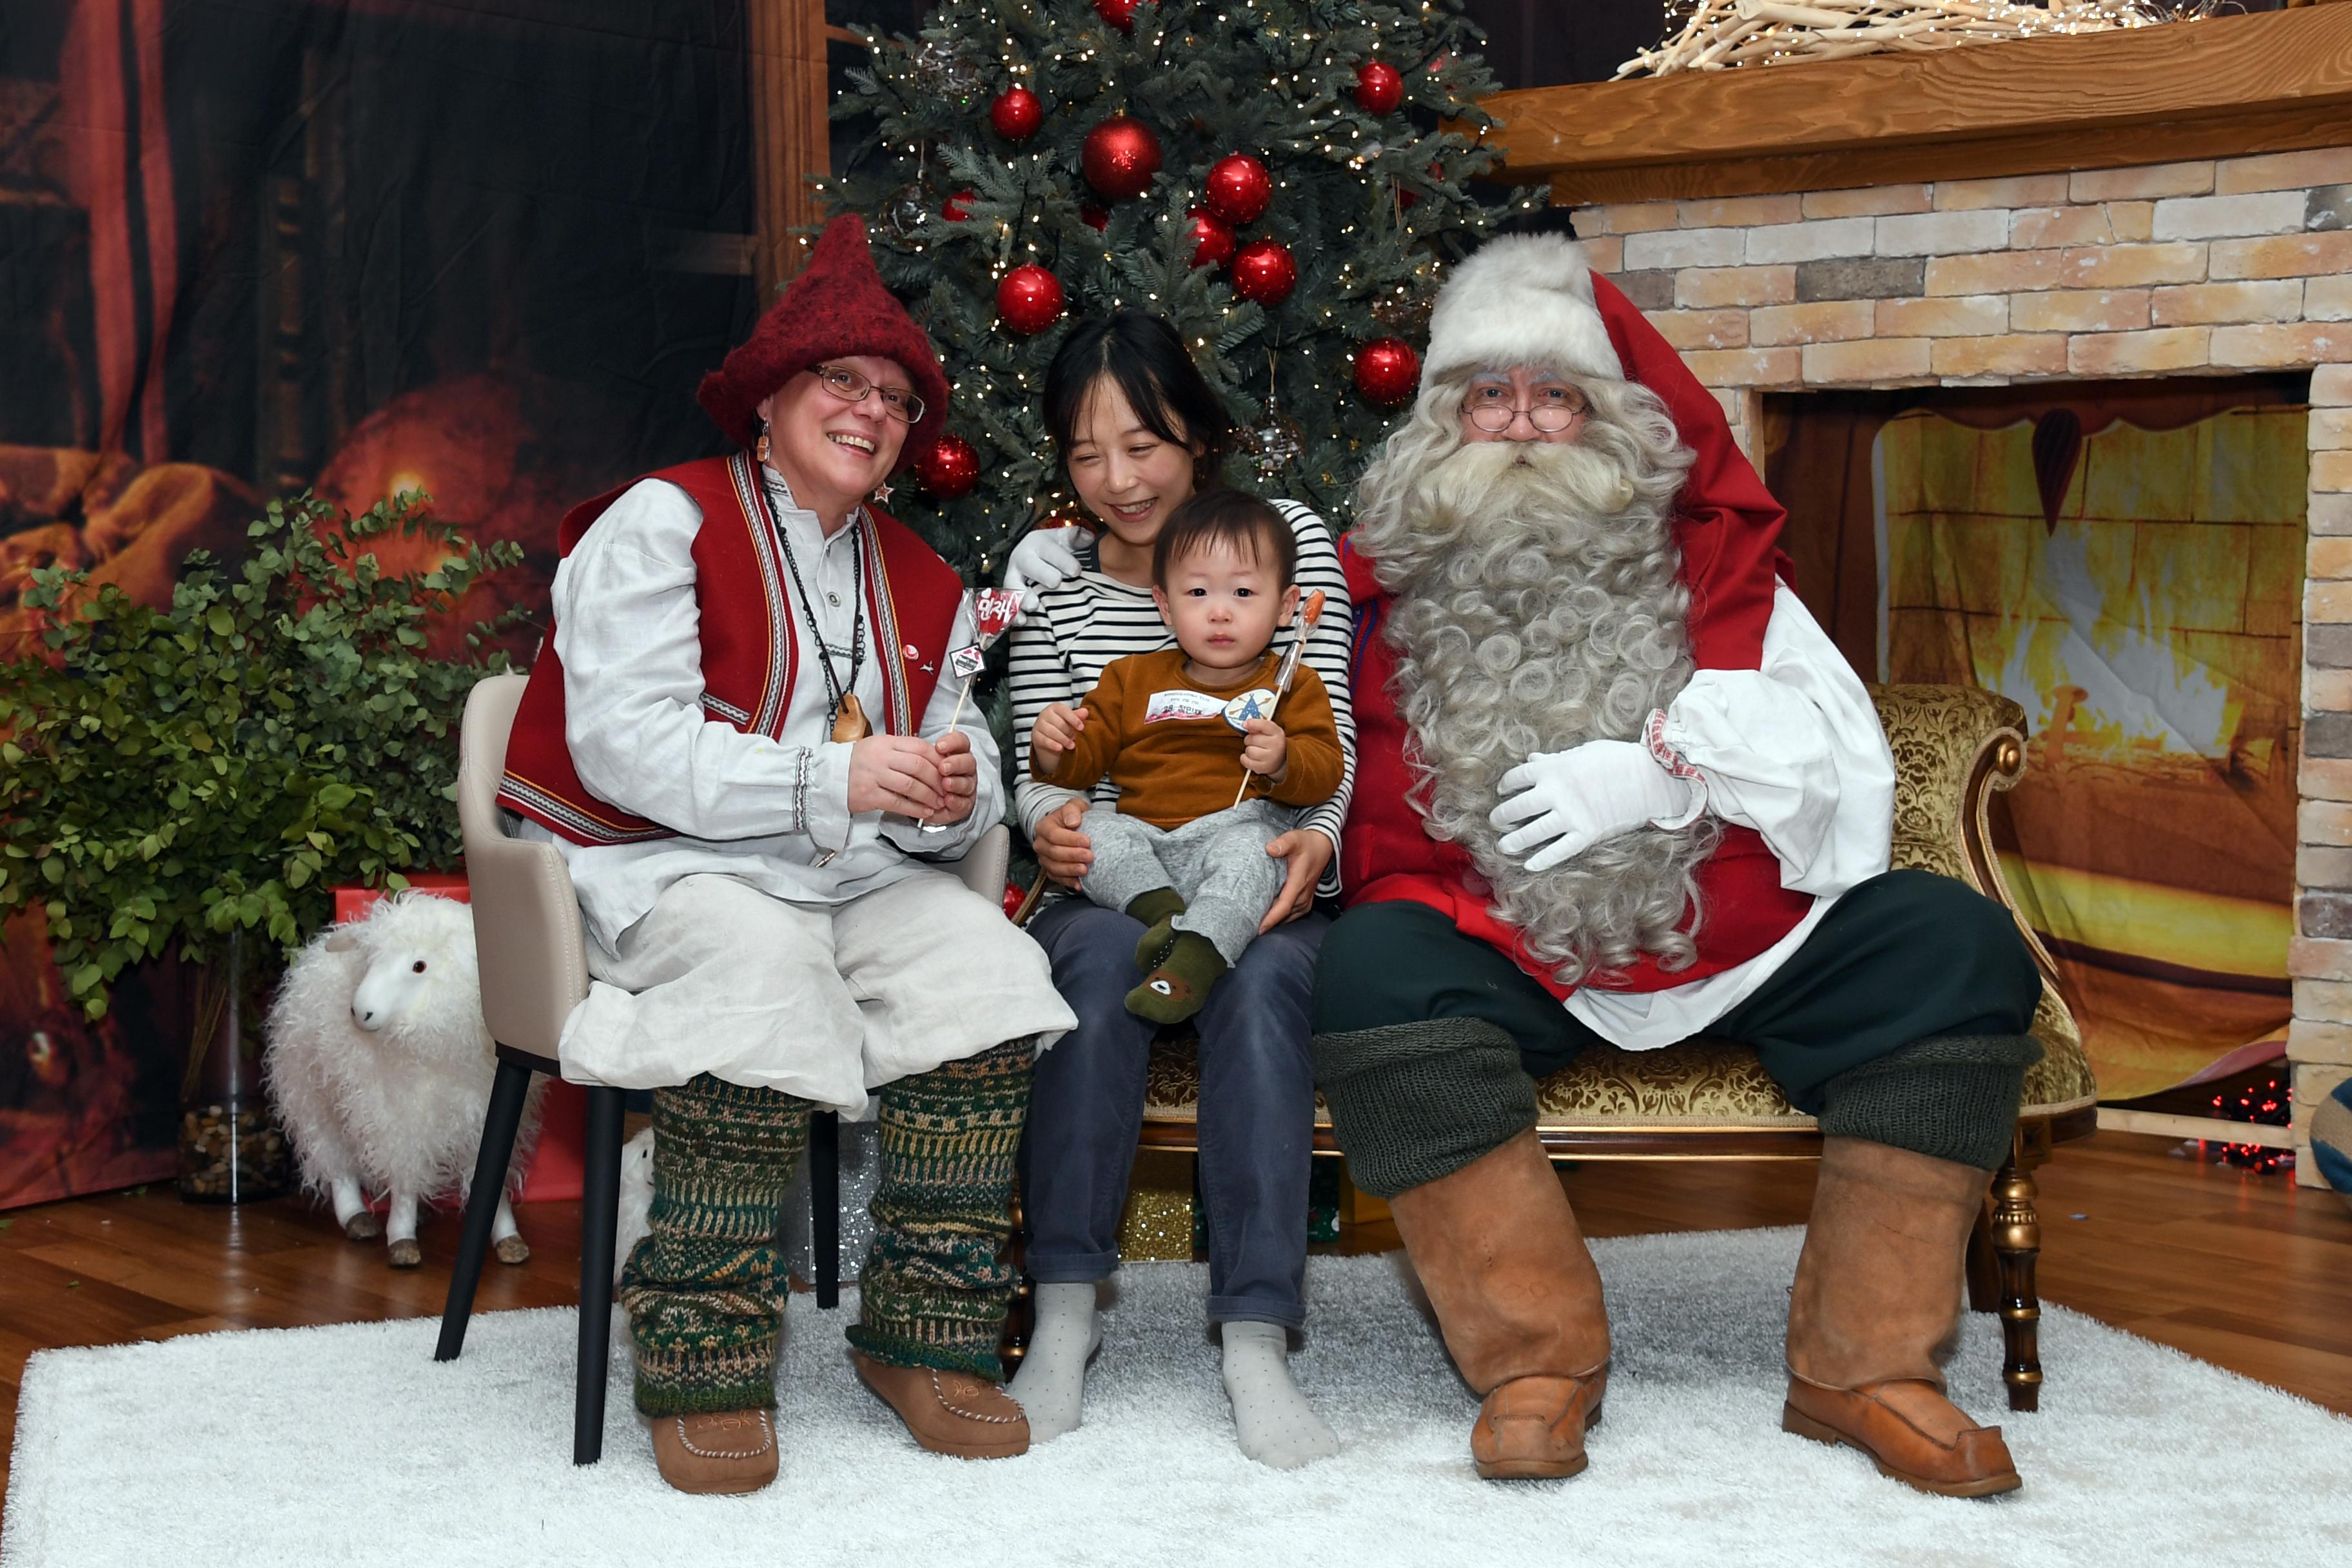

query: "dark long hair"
(1043, 311), (1233, 487)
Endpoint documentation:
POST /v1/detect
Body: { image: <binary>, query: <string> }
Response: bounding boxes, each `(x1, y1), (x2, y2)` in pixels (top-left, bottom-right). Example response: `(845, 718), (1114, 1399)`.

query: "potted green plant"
(0, 491), (522, 1201)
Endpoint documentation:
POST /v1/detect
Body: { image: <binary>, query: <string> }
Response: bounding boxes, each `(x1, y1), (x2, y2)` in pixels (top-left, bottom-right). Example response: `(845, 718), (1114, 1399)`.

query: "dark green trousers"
(1311, 869), (2041, 1116)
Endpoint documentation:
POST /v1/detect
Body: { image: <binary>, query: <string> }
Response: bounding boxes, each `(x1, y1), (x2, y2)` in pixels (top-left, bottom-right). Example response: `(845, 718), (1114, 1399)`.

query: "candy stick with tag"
(919, 587), (1025, 832)
(1232, 588), (1328, 808)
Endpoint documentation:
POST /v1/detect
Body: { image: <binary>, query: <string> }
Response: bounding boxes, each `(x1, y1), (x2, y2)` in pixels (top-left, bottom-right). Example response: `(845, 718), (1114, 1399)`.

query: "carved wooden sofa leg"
(1988, 1150), (2044, 1413)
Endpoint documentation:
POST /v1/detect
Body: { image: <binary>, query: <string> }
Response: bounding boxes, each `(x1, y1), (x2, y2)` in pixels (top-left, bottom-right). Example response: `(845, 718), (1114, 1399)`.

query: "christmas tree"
(823, 0), (1533, 582)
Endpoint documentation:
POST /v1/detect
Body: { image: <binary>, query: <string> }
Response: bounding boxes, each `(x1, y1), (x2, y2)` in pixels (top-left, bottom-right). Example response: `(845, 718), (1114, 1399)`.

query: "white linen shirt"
(1564, 582), (1898, 1050)
(514, 465), (999, 956)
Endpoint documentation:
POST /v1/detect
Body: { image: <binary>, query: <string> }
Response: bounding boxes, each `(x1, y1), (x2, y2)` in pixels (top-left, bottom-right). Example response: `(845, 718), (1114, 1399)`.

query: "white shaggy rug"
(7, 1228), (2350, 1567)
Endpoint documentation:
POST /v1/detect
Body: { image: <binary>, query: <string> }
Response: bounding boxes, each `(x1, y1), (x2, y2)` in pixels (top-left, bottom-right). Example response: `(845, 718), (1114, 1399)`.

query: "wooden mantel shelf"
(1481, 5), (2352, 206)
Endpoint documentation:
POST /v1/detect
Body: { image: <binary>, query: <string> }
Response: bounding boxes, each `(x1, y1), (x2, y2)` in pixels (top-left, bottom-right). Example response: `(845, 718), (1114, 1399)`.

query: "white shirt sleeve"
(1656, 583), (1894, 899)
(551, 478), (819, 843)
(879, 594), (1003, 859)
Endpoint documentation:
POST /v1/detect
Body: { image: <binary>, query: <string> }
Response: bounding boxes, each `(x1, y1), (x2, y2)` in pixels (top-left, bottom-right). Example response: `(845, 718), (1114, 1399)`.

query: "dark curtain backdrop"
(0, 0), (757, 1208)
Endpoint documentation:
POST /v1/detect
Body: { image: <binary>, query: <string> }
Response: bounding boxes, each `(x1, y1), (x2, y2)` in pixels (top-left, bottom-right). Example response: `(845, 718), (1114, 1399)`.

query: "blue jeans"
(1021, 897), (1326, 1329)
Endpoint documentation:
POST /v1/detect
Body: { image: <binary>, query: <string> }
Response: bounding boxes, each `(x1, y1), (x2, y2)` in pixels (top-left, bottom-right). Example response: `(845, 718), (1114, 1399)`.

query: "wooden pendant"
(830, 693), (870, 743)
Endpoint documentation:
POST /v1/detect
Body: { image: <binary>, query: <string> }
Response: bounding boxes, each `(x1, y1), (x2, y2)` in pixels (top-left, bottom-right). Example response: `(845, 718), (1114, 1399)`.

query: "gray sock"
(1220, 1320), (1338, 1470)
(1007, 1282), (1100, 1443)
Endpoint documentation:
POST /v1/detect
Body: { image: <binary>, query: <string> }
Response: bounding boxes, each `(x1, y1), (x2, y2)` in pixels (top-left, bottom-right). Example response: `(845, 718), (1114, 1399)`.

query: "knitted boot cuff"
(1818, 1034), (2046, 1172)
(1311, 1019), (1536, 1200)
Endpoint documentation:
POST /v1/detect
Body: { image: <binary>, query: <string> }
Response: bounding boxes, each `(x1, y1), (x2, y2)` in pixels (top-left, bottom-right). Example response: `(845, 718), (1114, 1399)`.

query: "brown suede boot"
(1386, 1129), (1611, 1480)
(853, 1352), (1031, 1459)
(1783, 1136), (2022, 1498)
(647, 1409), (779, 1495)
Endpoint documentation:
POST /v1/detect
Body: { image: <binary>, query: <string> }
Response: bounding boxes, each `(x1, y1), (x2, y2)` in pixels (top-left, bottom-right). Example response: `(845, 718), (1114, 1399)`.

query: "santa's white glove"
(1004, 526), (1086, 616)
(1491, 739), (1702, 872)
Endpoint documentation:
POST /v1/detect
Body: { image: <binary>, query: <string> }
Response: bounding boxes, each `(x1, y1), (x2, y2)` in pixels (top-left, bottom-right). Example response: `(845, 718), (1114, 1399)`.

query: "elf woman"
(1001, 311), (1357, 1469)
(500, 215), (1075, 1494)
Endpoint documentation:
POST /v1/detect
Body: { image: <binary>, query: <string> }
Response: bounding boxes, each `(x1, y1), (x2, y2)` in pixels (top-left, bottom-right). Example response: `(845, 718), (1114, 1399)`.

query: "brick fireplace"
(1483, 5), (2352, 1181)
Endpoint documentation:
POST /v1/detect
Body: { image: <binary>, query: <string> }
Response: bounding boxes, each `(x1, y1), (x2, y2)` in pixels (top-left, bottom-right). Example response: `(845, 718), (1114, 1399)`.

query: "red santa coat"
(1339, 273), (1817, 1001)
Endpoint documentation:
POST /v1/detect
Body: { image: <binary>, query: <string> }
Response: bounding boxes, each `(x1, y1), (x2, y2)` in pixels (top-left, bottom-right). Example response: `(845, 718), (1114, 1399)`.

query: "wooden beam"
(745, 0), (833, 298)
(2097, 1108), (2296, 1150)
(1479, 6), (2352, 205)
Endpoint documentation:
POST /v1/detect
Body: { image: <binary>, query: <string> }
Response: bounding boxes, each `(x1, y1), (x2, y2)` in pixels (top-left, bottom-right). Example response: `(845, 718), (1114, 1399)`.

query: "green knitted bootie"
(1126, 930), (1228, 1024)
(1126, 888), (1188, 971)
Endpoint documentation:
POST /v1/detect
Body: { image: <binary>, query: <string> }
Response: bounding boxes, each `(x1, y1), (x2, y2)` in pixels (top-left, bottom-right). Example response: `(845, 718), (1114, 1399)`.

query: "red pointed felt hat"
(696, 214), (952, 467)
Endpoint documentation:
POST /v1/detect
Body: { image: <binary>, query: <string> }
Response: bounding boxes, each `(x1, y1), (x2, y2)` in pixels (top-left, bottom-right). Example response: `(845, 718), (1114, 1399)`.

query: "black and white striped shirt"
(1006, 500), (1357, 895)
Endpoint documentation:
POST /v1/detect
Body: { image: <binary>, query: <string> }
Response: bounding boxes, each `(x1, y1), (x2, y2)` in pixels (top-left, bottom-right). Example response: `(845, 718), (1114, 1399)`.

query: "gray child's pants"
(1077, 798), (1293, 966)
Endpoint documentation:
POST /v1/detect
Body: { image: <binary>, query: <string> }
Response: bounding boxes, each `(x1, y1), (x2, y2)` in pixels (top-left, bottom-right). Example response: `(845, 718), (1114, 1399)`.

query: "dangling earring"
(754, 418), (771, 465)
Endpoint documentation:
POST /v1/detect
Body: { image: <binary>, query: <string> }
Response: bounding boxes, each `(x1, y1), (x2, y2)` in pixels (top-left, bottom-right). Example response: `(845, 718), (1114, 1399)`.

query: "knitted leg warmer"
(848, 1037), (1034, 1382)
(1818, 1034), (2045, 1173)
(622, 1073), (812, 1416)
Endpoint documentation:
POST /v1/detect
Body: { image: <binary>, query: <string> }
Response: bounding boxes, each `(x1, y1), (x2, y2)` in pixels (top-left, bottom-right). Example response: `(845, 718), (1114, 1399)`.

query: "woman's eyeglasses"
(1463, 382), (1587, 434)
(816, 364), (925, 425)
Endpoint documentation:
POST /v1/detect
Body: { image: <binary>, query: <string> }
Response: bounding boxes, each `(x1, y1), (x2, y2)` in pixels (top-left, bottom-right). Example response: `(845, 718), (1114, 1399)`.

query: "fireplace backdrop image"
(1769, 380), (2308, 1102)
(0, 0), (756, 1208)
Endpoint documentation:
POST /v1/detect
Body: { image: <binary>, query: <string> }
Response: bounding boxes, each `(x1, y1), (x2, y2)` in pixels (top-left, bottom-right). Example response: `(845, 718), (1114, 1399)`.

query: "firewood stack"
(1614, 0), (2196, 78)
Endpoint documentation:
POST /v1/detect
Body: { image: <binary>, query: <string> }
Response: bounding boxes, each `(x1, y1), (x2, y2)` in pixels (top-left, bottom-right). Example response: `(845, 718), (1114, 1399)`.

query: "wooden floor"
(3, 1130), (2347, 1497)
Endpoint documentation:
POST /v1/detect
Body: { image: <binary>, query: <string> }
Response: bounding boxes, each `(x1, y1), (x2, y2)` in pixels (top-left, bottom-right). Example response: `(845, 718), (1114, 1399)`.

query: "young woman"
(1002, 312), (1355, 1469)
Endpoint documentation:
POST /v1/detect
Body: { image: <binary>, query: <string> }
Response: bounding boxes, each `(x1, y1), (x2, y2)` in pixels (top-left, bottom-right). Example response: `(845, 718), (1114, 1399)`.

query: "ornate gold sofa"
(1130, 683), (2096, 1413)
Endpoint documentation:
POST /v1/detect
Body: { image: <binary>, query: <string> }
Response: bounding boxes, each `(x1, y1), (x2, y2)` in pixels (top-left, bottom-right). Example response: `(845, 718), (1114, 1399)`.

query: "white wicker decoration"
(1614, 1), (2197, 79)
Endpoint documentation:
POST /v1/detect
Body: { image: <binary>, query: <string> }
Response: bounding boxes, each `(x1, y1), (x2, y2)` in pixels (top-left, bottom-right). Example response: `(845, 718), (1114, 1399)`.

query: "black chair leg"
(810, 1109), (839, 1309)
(435, 1056), (535, 1363)
(574, 1084), (627, 1465)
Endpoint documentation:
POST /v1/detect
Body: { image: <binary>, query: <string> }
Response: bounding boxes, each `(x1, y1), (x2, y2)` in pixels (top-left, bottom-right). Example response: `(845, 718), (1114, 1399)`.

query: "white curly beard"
(1355, 425), (1716, 987)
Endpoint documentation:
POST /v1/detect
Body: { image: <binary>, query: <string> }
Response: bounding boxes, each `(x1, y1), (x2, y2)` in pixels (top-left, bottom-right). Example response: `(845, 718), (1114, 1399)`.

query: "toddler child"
(1030, 491), (1344, 1023)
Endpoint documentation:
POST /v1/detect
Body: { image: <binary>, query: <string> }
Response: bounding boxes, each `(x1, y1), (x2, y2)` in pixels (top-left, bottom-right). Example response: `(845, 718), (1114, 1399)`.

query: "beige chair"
(431, 671), (1012, 1464)
(1132, 683), (2096, 1412)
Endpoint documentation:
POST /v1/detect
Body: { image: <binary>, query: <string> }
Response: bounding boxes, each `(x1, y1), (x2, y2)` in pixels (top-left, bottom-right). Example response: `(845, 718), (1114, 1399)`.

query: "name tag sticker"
(1144, 689), (1226, 723)
(948, 645), (985, 680)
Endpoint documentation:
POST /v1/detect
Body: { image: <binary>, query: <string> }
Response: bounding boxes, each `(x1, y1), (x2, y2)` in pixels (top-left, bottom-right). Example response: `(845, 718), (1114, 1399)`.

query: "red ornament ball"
(1354, 61), (1404, 115)
(1081, 203), (1110, 231)
(1185, 207), (1235, 269)
(1229, 239), (1297, 308)
(989, 86), (1042, 142)
(917, 433), (982, 500)
(1353, 338), (1421, 406)
(1095, 0), (1139, 32)
(1082, 115), (1162, 202)
(1204, 153), (1273, 225)
(941, 189), (975, 222)
(996, 264), (1066, 335)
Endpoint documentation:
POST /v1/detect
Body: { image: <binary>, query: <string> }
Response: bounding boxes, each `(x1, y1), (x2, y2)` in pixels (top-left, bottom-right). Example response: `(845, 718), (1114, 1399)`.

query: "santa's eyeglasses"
(1462, 382), (1588, 433)
(815, 363), (926, 425)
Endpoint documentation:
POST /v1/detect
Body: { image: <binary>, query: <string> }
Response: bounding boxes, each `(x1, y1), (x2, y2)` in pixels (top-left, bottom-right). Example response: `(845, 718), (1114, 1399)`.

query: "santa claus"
(1313, 233), (2044, 1496)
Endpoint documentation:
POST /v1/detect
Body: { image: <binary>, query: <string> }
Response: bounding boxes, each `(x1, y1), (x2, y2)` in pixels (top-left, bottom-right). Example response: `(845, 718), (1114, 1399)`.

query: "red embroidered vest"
(1335, 272), (1818, 1001)
(498, 453), (964, 846)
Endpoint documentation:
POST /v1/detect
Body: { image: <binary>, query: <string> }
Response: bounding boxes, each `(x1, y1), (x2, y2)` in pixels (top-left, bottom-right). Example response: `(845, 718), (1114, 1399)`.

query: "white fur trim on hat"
(1424, 233), (1623, 386)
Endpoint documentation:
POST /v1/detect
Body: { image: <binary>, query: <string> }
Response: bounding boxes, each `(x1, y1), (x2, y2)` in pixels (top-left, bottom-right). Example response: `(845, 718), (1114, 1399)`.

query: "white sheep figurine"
(264, 891), (545, 1268)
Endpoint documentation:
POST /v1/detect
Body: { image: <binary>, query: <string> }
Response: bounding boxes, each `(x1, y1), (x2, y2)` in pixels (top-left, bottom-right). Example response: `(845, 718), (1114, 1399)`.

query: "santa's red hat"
(696, 215), (952, 467)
